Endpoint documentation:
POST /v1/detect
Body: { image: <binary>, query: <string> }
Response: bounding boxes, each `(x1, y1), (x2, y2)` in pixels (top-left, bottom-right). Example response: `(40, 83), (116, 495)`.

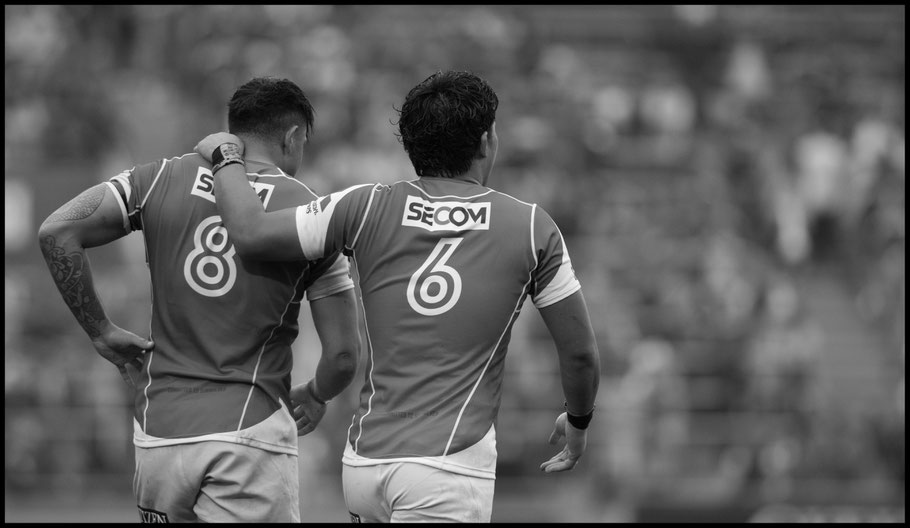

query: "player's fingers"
(117, 365), (135, 387)
(540, 459), (562, 472)
(542, 459), (575, 473)
(541, 452), (578, 473)
(297, 423), (317, 436)
(539, 450), (563, 471)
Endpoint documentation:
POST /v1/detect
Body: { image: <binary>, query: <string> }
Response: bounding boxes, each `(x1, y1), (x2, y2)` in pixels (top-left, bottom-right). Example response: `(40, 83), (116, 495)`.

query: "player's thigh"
(343, 463), (391, 523)
(194, 442), (300, 523)
(387, 463), (495, 523)
(134, 444), (199, 523)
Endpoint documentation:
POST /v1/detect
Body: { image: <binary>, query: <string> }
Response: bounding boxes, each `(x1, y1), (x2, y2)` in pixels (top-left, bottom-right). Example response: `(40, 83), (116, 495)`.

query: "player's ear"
(283, 125), (300, 154)
(479, 130), (490, 159)
(478, 122), (496, 159)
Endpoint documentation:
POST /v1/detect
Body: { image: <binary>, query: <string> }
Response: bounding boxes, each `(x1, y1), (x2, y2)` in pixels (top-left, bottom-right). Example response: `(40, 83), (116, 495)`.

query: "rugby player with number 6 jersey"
(38, 77), (360, 522)
(195, 70), (600, 523)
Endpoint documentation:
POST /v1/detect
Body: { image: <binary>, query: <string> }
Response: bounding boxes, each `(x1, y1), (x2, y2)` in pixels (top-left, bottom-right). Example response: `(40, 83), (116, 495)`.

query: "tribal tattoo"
(39, 233), (107, 338)
(44, 185), (106, 223)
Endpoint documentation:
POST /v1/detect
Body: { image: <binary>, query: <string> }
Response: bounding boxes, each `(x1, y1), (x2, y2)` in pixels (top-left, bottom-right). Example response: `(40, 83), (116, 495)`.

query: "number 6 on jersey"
(407, 237), (464, 316)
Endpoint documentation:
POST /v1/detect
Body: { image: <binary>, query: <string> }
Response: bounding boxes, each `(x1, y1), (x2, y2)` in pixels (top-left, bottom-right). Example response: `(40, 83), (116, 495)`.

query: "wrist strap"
(307, 379), (327, 405)
(565, 403), (594, 430)
(211, 143), (244, 174)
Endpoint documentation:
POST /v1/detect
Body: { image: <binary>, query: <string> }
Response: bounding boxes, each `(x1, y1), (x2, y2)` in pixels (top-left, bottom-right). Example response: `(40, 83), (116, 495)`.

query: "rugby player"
(38, 77), (360, 522)
(196, 70), (600, 522)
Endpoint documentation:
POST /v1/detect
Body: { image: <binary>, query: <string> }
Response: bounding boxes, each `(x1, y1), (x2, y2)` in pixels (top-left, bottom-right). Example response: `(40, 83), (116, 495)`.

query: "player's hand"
(90, 322), (154, 388)
(539, 412), (587, 473)
(290, 379), (327, 437)
(194, 132), (244, 163)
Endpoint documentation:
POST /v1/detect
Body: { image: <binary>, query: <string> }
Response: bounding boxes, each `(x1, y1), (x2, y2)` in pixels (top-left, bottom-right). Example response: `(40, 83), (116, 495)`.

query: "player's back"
(113, 154), (321, 439)
(341, 176), (578, 463)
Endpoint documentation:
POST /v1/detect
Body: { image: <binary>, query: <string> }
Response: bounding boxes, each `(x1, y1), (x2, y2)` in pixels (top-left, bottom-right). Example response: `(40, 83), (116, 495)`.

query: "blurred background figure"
(5, 4), (904, 523)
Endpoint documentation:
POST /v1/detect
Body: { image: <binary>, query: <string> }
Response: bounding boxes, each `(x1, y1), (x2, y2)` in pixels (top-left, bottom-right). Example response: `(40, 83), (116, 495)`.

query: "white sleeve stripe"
(532, 234), (581, 308)
(296, 204), (330, 260)
(104, 181), (131, 232)
(306, 255), (355, 300)
(306, 280), (355, 301)
(296, 184), (374, 259)
(110, 173), (132, 202)
(534, 278), (580, 308)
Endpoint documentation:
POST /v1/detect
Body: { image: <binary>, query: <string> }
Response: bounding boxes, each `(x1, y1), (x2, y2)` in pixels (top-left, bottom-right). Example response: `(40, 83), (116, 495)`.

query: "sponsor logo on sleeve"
(401, 195), (491, 232)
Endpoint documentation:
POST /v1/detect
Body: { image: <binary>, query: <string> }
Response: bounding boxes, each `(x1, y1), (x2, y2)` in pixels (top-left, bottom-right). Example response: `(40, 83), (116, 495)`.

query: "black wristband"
(211, 143), (243, 174)
(565, 403), (594, 430)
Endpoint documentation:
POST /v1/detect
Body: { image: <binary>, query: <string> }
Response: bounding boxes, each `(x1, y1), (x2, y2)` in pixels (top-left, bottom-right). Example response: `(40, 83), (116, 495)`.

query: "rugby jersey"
(292, 176), (580, 477)
(107, 154), (354, 454)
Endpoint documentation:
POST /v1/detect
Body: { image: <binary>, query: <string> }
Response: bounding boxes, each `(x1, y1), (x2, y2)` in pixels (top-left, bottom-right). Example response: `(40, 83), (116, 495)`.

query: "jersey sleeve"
(529, 205), (581, 308)
(304, 251), (355, 301)
(105, 159), (165, 232)
(294, 183), (379, 260)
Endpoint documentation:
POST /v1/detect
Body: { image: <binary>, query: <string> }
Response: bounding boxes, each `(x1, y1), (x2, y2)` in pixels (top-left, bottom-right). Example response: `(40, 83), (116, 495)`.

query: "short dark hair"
(227, 77), (315, 143)
(397, 71), (499, 178)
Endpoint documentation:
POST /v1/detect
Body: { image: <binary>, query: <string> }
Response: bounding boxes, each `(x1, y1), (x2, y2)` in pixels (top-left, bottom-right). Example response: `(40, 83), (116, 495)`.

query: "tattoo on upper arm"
(39, 234), (106, 338)
(44, 185), (106, 224)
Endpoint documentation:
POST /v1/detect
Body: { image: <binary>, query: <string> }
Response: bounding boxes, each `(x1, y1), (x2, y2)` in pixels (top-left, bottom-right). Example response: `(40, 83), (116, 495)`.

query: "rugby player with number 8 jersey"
(38, 77), (360, 522)
(195, 70), (600, 523)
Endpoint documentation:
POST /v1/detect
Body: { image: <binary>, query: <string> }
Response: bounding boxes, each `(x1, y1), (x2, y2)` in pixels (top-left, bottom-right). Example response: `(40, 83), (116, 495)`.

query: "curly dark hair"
(397, 71), (499, 178)
(228, 77), (315, 143)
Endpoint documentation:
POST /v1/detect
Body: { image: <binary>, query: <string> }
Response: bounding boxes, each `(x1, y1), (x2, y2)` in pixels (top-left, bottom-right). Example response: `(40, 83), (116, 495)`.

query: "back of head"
(397, 70), (499, 178)
(227, 77), (315, 145)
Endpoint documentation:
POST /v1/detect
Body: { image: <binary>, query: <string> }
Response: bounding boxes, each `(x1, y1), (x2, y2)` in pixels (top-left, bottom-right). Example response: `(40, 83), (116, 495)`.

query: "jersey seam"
(236, 265), (310, 432)
(405, 180), (494, 200)
(442, 277), (533, 456)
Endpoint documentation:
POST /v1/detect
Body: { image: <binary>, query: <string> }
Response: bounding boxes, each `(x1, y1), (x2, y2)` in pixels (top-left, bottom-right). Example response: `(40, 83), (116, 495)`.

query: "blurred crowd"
(5, 5), (904, 521)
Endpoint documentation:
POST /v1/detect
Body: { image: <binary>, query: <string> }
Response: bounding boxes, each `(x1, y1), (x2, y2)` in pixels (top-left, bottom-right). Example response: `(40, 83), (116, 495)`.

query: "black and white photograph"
(5, 4), (904, 523)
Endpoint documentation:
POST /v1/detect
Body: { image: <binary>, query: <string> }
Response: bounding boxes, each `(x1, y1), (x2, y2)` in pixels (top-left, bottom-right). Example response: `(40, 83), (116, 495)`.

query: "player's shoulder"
(333, 182), (387, 201)
(158, 152), (208, 175)
(124, 152), (204, 184)
(255, 170), (313, 193)
(489, 188), (537, 209)
(488, 189), (564, 232)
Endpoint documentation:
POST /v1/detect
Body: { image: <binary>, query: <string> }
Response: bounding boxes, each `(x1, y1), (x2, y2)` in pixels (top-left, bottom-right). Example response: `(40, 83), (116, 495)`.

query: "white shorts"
(134, 441), (299, 522)
(342, 461), (495, 523)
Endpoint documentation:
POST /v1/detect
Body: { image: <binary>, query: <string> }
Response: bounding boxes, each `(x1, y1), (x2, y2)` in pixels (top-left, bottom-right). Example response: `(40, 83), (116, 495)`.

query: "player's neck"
(451, 165), (486, 186)
(239, 137), (281, 168)
(242, 148), (277, 168)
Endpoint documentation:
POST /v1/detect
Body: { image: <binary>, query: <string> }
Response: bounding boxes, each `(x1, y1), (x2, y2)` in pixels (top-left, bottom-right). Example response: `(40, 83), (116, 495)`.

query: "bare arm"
(38, 183), (128, 338)
(538, 290), (600, 416)
(308, 286), (361, 401)
(290, 286), (361, 435)
(37, 183), (154, 384)
(194, 133), (304, 261)
(537, 289), (600, 473)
